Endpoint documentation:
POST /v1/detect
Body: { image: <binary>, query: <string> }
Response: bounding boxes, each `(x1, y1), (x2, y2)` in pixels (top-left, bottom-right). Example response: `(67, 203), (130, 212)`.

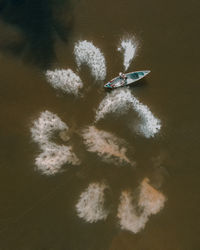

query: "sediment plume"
(117, 178), (166, 233)
(118, 36), (138, 71)
(74, 40), (106, 80)
(45, 68), (83, 95)
(76, 182), (109, 223)
(31, 111), (80, 175)
(95, 89), (161, 138)
(117, 190), (148, 233)
(81, 126), (132, 165)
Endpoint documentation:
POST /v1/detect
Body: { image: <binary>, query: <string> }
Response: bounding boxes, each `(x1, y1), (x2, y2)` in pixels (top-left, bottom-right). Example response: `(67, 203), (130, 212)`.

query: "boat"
(104, 70), (150, 89)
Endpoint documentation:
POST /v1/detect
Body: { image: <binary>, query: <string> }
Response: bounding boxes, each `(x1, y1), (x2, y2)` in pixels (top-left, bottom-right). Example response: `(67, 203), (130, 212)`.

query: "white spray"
(117, 178), (166, 233)
(30, 111), (80, 175)
(74, 40), (106, 81)
(95, 89), (133, 122)
(95, 89), (161, 138)
(118, 36), (138, 71)
(45, 68), (83, 96)
(76, 182), (109, 223)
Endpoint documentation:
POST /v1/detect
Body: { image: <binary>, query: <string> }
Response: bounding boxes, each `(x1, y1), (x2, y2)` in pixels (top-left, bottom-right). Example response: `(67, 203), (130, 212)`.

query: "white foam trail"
(95, 89), (161, 138)
(31, 111), (80, 175)
(31, 111), (68, 146)
(74, 40), (106, 81)
(45, 69), (83, 95)
(117, 190), (148, 233)
(76, 182), (109, 223)
(35, 144), (80, 175)
(82, 126), (132, 165)
(117, 178), (166, 234)
(95, 89), (133, 122)
(131, 95), (161, 138)
(138, 178), (166, 215)
(118, 37), (138, 71)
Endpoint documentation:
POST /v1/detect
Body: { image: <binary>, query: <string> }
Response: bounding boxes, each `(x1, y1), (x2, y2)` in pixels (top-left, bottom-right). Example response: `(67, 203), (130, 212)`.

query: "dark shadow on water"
(0, 0), (74, 69)
(129, 78), (148, 89)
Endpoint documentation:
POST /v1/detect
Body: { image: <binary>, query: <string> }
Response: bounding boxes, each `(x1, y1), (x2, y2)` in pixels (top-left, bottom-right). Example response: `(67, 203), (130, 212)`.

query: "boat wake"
(45, 69), (83, 96)
(118, 36), (138, 71)
(31, 111), (80, 175)
(95, 89), (133, 121)
(76, 178), (166, 230)
(95, 89), (161, 138)
(117, 178), (166, 233)
(29, 35), (166, 234)
(74, 40), (106, 81)
(130, 94), (161, 138)
(81, 126), (133, 166)
(76, 182), (109, 223)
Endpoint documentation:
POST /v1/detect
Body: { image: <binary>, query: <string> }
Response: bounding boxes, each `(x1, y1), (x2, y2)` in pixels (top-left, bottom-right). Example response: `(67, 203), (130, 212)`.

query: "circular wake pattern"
(45, 68), (83, 95)
(29, 35), (166, 233)
(74, 40), (106, 81)
(76, 182), (109, 223)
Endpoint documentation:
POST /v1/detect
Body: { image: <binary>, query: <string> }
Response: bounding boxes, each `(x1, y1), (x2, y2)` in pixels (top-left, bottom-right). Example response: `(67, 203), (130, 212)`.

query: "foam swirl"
(76, 182), (109, 223)
(117, 178), (166, 233)
(74, 40), (106, 81)
(31, 111), (80, 175)
(95, 89), (161, 138)
(45, 69), (83, 95)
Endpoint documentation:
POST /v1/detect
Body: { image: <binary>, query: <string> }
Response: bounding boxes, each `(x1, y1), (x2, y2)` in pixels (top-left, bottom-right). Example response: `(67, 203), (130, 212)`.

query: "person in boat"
(119, 72), (126, 79)
(119, 72), (127, 85)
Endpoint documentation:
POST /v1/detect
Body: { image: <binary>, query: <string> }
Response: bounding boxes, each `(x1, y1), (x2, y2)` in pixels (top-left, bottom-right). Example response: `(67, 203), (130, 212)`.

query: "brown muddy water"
(0, 0), (199, 249)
